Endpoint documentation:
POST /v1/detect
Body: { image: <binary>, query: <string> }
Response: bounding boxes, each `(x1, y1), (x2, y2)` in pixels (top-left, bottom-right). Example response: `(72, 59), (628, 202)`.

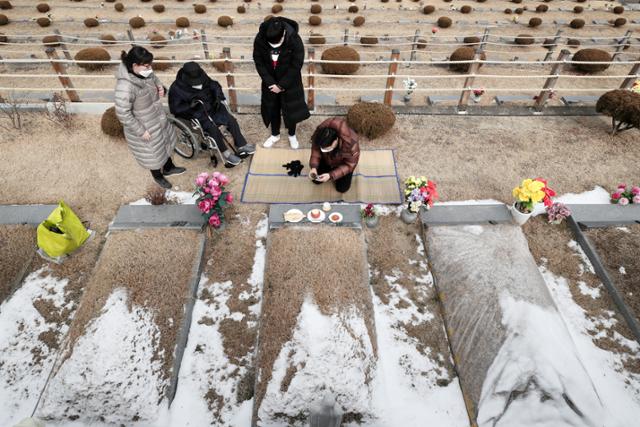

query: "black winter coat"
(253, 17), (310, 129)
(168, 69), (231, 128)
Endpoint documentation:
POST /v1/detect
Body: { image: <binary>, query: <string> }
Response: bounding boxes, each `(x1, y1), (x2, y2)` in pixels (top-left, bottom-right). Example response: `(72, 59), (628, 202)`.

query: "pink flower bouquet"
(194, 172), (232, 229)
(611, 183), (640, 205)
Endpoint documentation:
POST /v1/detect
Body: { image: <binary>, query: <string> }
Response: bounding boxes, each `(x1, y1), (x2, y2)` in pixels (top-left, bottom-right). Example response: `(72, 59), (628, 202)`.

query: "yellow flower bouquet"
(512, 178), (555, 213)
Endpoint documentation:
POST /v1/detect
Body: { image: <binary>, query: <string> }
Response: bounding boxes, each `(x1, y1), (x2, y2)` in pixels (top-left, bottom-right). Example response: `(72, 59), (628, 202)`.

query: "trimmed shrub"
(613, 6), (624, 14)
(36, 17), (51, 27)
(150, 34), (167, 48)
(353, 16), (365, 26)
(105, 0), (115, 2)
(176, 17), (190, 27)
(0, 33), (6, 43)
(311, 4), (321, 13)
(75, 48), (111, 71)
(416, 38), (428, 49)
(84, 17), (99, 28)
(114, 2), (124, 11)
(42, 35), (61, 46)
(511, 0), (522, 3)
(596, 90), (640, 133)
(129, 17), (145, 28)
(275, 0), (284, 3)
(194, 4), (206, 13)
(423, 5), (435, 14)
(153, 56), (172, 71)
(101, 107), (124, 139)
(463, 36), (480, 45)
(460, 5), (472, 14)
(347, 102), (396, 139)
(570, 18), (584, 29)
(37, 3), (50, 13)
(514, 8), (523, 14)
(614, 17), (627, 27)
(449, 46), (485, 72)
(271, 4), (283, 13)
(0, 1), (11, 10)
(212, 54), (226, 72)
(264, 15), (274, 21)
(348, 5), (359, 12)
(309, 33), (325, 45)
(572, 48), (612, 73)
(504, 8), (512, 14)
(321, 46), (360, 74)
(218, 16), (233, 27)
(573, 6), (583, 13)
(567, 38), (580, 48)
(100, 34), (117, 45)
(514, 34), (535, 45)
(542, 38), (555, 49)
(237, 5), (246, 13)
(576, 0), (586, 2)
(437, 16), (452, 28)
(309, 15), (322, 25)
(153, 4), (165, 12)
(529, 17), (542, 27)
(360, 36), (378, 45)
(535, 4), (548, 12)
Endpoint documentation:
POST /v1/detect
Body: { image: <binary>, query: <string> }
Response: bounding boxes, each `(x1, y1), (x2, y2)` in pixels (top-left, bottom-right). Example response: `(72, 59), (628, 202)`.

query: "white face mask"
(138, 68), (153, 78)
(268, 32), (285, 48)
(192, 84), (203, 90)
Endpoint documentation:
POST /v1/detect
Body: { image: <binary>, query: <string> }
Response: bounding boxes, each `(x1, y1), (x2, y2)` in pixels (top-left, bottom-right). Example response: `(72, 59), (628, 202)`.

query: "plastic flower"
(633, 195), (640, 204)
(611, 191), (622, 201)
(225, 193), (233, 203)
(198, 199), (211, 213)
(535, 177), (556, 207)
(632, 186), (640, 196)
(218, 174), (230, 186)
(208, 213), (221, 228)
(619, 197), (630, 206)
(195, 172), (209, 187)
(513, 179), (546, 204)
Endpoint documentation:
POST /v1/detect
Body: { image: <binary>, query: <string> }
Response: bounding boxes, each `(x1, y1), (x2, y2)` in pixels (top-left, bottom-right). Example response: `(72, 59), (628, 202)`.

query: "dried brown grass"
(254, 226), (374, 419)
(62, 229), (202, 385)
(0, 225), (36, 303)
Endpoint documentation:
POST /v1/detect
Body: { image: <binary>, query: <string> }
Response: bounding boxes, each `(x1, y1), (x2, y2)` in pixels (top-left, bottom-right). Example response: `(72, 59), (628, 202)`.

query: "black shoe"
(163, 166), (186, 176)
(153, 175), (173, 189)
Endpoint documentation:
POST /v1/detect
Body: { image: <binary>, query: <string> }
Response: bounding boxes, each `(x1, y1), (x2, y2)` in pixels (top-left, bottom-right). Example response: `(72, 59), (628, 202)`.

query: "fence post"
(343, 29), (349, 46)
(612, 30), (633, 61)
(543, 30), (563, 62)
(127, 29), (135, 44)
(222, 47), (238, 112)
(307, 47), (316, 111)
(409, 29), (421, 63)
(53, 29), (73, 62)
(384, 49), (400, 105)
(620, 57), (640, 89)
(534, 49), (569, 112)
(200, 29), (210, 60)
(457, 28), (489, 112)
(45, 47), (80, 102)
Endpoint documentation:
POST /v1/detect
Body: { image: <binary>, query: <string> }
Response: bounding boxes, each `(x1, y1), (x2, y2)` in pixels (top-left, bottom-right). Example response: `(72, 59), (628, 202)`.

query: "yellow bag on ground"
(37, 201), (91, 258)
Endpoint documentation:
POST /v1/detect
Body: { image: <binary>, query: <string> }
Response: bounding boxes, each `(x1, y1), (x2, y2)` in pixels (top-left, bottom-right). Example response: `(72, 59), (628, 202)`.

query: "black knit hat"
(182, 61), (205, 86)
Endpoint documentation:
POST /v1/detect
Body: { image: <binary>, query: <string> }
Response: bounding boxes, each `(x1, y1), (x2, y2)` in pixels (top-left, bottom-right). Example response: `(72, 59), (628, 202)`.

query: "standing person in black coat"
(253, 17), (310, 149)
(168, 62), (255, 167)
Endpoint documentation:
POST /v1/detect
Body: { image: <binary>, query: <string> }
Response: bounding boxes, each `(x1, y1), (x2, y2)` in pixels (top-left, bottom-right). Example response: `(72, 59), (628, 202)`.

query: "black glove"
(282, 160), (304, 177)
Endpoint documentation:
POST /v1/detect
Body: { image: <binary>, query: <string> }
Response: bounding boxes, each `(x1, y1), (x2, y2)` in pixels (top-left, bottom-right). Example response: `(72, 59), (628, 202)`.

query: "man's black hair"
(313, 127), (338, 149)
(265, 19), (285, 44)
(120, 46), (154, 74)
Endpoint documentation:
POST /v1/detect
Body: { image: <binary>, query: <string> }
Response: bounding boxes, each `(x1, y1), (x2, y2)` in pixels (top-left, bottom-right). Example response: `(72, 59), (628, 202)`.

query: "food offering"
(307, 208), (326, 223)
(284, 209), (305, 223)
(329, 212), (343, 224)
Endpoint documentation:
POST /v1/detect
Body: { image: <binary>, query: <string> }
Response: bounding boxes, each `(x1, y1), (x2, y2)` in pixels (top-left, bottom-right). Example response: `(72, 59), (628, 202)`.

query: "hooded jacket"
(168, 68), (230, 128)
(253, 17), (310, 129)
(309, 117), (360, 181)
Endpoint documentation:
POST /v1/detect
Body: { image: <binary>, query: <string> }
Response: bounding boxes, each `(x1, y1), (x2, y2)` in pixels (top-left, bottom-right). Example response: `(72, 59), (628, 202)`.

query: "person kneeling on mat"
(309, 117), (360, 193)
(168, 61), (255, 167)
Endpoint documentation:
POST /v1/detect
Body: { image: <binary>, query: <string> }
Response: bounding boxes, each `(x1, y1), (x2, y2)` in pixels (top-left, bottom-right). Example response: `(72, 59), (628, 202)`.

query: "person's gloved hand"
(282, 160), (304, 177)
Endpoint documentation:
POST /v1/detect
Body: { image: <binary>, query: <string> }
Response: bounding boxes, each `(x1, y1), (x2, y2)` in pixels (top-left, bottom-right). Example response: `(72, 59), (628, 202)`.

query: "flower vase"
(472, 94), (482, 103)
(400, 208), (418, 224)
(364, 216), (379, 228)
(403, 94), (412, 103)
(510, 203), (532, 225)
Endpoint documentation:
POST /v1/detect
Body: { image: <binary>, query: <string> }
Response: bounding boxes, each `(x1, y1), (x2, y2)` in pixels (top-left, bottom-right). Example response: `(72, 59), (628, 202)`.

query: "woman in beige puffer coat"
(115, 46), (184, 189)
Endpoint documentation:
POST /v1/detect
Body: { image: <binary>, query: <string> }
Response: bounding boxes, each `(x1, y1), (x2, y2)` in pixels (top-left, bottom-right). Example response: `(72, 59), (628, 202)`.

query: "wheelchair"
(167, 100), (242, 168)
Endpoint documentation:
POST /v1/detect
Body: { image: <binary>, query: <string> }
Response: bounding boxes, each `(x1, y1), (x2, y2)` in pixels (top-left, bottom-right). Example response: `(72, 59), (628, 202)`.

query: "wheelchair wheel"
(169, 116), (197, 159)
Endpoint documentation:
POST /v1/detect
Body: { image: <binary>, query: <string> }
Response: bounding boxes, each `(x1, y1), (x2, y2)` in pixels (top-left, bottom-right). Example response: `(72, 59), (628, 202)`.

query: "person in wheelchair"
(168, 61), (255, 167)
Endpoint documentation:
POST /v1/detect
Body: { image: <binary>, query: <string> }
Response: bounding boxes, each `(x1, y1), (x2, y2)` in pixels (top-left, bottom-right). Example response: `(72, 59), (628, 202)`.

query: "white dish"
(328, 212), (343, 224)
(284, 209), (305, 223)
(307, 209), (326, 223)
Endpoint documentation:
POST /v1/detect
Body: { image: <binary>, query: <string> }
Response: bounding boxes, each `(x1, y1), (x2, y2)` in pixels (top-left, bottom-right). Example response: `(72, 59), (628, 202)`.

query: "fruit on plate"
(284, 209), (304, 222)
(329, 213), (342, 222)
(309, 209), (322, 219)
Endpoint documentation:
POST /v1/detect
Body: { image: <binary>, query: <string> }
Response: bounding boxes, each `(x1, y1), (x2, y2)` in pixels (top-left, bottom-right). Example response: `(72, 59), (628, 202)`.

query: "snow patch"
(578, 281), (601, 299)
(568, 240), (596, 275)
(130, 190), (197, 205)
(462, 225), (484, 236)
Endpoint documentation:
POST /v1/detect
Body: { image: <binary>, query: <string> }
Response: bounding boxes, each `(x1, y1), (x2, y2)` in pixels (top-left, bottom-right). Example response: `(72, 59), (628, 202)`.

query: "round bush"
(515, 34), (535, 45)
(542, 38), (555, 49)
(613, 6), (624, 14)
(150, 34), (167, 48)
(0, 33), (6, 43)
(449, 46), (485, 72)
(529, 17), (542, 27)
(353, 16), (365, 26)
(275, 0), (284, 3)
(570, 18), (584, 29)
(535, 4), (548, 12)
(416, 38), (428, 49)
(311, 4), (321, 13)
(271, 4), (283, 13)
(576, 0), (586, 2)
(153, 4), (165, 12)
(567, 38), (580, 48)
(309, 15), (322, 26)
(218, 16), (233, 27)
(514, 8), (523, 14)
(75, 48), (111, 71)
(360, 36), (378, 45)
(36, 3), (50, 13)
(84, 17), (99, 28)
(114, 2), (124, 11)
(309, 33), (325, 45)
(572, 48), (612, 73)
(194, 4), (206, 13)
(573, 6), (583, 13)
(437, 16), (452, 28)
(614, 17), (627, 27)
(463, 36), (480, 45)
(129, 17), (145, 28)
(504, 8), (512, 14)
(42, 35), (61, 46)
(596, 90), (640, 129)
(347, 102), (396, 140)
(460, 5), (472, 14)
(101, 107), (124, 139)
(0, 1), (11, 10)
(153, 56), (172, 71)
(321, 46), (360, 74)
(423, 5), (435, 14)
(264, 15), (273, 21)
(511, 0), (522, 3)
(105, 0), (115, 2)
(176, 17), (190, 27)
(100, 34), (117, 45)
(237, 5), (246, 13)
(36, 17), (51, 27)
(348, 5), (359, 12)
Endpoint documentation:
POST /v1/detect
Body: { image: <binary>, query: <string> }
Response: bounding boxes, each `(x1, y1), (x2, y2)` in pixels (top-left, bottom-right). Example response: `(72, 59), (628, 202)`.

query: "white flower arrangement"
(403, 78), (418, 96)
